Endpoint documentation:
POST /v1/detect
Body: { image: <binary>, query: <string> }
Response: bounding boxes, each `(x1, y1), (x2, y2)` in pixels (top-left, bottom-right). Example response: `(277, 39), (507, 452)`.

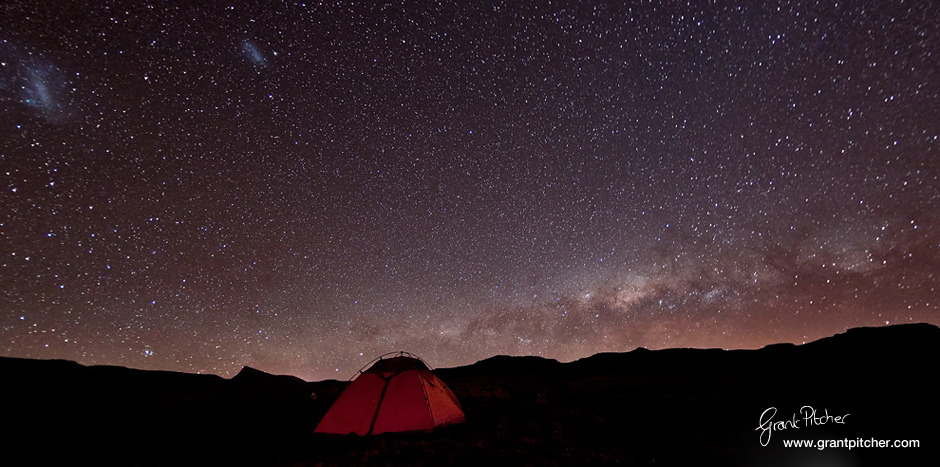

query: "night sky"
(2, 1), (937, 381)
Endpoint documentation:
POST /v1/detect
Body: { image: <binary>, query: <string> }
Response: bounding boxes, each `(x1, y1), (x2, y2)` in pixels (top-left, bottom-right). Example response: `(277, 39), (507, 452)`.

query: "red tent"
(314, 352), (465, 435)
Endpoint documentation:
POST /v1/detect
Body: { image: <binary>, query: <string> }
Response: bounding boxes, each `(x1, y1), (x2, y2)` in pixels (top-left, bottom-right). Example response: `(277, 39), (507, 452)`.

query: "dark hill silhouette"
(232, 365), (317, 399)
(799, 322), (940, 356)
(1, 323), (937, 466)
(436, 354), (563, 379)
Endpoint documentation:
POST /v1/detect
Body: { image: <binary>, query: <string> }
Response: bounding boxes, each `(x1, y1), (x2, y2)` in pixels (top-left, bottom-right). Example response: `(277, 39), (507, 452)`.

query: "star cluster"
(1, 1), (937, 380)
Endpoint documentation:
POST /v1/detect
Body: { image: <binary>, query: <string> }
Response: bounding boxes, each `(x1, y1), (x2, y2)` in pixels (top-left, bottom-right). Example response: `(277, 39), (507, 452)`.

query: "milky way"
(1, 1), (937, 380)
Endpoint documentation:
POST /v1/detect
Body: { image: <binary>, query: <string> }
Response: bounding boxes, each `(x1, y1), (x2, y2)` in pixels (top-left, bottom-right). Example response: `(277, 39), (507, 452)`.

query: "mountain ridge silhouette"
(2, 323), (936, 466)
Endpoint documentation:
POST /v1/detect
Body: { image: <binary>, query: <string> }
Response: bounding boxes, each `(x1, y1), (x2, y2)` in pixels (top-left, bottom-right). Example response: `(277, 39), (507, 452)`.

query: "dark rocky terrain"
(3, 323), (937, 466)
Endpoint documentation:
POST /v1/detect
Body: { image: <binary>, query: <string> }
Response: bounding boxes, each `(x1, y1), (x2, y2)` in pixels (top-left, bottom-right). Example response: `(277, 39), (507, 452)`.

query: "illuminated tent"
(314, 352), (465, 435)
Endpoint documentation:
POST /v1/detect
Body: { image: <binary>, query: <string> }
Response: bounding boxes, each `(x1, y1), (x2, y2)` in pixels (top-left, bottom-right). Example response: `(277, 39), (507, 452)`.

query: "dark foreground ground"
(3, 323), (937, 466)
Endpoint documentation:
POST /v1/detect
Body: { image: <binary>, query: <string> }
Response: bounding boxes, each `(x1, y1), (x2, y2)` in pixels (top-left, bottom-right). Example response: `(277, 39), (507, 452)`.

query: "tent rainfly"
(314, 352), (465, 435)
